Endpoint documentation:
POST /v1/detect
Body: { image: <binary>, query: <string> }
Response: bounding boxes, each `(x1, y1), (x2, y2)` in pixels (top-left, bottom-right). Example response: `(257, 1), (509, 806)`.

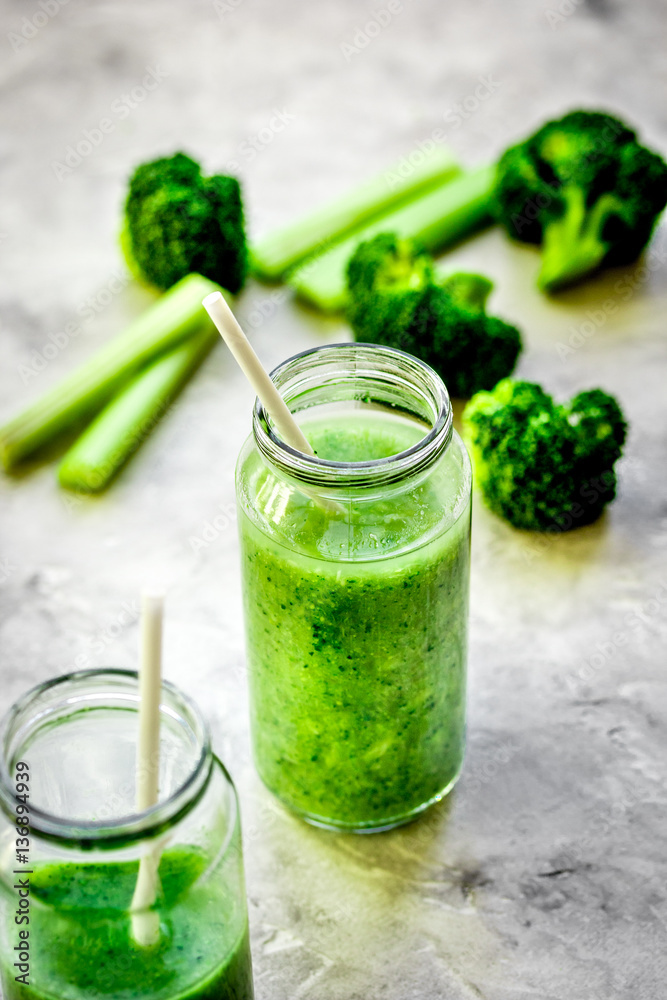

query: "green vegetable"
(250, 145), (461, 281)
(494, 109), (667, 292)
(58, 325), (217, 493)
(346, 233), (522, 398)
(462, 379), (628, 531)
(123, 152), (248, 293)
(0, 274), (219, 470)
(289, 164), (495, 312)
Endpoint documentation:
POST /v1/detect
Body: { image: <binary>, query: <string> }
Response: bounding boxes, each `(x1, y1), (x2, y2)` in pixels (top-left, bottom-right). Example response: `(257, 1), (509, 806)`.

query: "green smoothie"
(238, 412), (471, 830)
(1, 849), (253, 1000)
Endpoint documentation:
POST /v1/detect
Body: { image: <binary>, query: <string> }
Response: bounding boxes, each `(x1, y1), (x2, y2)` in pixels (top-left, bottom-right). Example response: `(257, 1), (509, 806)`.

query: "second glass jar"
(236, 344), (472, 832)
(0, 670), (253, 1000)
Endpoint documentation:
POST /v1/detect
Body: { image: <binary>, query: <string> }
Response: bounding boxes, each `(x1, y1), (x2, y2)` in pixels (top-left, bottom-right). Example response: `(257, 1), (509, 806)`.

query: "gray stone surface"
(1, 0), (667, 996)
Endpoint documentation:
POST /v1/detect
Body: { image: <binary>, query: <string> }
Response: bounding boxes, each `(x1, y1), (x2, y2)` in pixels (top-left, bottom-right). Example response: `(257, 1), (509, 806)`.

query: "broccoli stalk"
(251, 145), (461, 281)
(346, 233), (522, 398)
(494, 110), (667, 293)
(538, 186), (629, 291)
(0, 274), (220, 470)
(290, 165), (496, 313)
(462, 379), (628, 531)
(58, 324), (217, 493)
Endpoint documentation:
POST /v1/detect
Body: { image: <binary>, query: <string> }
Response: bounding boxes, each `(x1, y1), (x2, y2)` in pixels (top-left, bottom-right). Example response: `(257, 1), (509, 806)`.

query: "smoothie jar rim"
(0, 668), (230, 848)
(253, 342), (453, 489)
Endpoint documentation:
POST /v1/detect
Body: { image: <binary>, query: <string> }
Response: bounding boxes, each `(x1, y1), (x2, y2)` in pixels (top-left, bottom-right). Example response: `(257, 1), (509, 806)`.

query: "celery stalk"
(0, 273), (221, 470)
(250, 146), (461, 281)
(58, 325), (218, 493)
(289, 164), (496, 313)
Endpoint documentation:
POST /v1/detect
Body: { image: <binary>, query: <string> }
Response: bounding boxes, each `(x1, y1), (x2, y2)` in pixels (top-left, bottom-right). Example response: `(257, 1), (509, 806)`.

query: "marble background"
(1, 0), (667, 996)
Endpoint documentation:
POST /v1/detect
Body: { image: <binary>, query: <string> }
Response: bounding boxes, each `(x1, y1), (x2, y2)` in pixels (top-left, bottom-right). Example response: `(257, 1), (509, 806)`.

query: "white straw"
(203, 292), (342, 513)
(203, 292), (315, 454)
(130, 591), (164, 947)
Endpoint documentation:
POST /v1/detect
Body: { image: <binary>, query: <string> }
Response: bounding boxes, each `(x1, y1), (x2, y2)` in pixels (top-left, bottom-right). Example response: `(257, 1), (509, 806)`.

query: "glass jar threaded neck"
(252, 343), (452, 491)
(0, 669), (213, 847)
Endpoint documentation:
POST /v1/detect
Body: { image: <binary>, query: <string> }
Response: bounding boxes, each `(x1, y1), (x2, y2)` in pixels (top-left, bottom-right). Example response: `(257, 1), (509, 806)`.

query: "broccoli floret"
(123, 152), (248, 293)
(346, 234), (522, 398)
(462, 379), (628, 531)
(494, 109), (667, 292)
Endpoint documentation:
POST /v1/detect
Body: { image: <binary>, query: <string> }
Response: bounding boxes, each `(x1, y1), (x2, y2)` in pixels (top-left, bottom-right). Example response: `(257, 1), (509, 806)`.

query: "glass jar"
(0, 670), (254, 1000)
(236, 343), (472, 832)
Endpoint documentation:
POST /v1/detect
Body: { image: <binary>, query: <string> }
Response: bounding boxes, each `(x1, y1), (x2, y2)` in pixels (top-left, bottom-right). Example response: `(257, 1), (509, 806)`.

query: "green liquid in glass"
(2, 850), (253, 1000)
(240, 413), (470, 830)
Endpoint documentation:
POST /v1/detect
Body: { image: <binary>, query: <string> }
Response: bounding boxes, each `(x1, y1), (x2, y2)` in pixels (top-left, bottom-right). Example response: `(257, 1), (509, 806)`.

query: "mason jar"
(236, 343), (472, 832)
(0, 670), (254, 1000)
